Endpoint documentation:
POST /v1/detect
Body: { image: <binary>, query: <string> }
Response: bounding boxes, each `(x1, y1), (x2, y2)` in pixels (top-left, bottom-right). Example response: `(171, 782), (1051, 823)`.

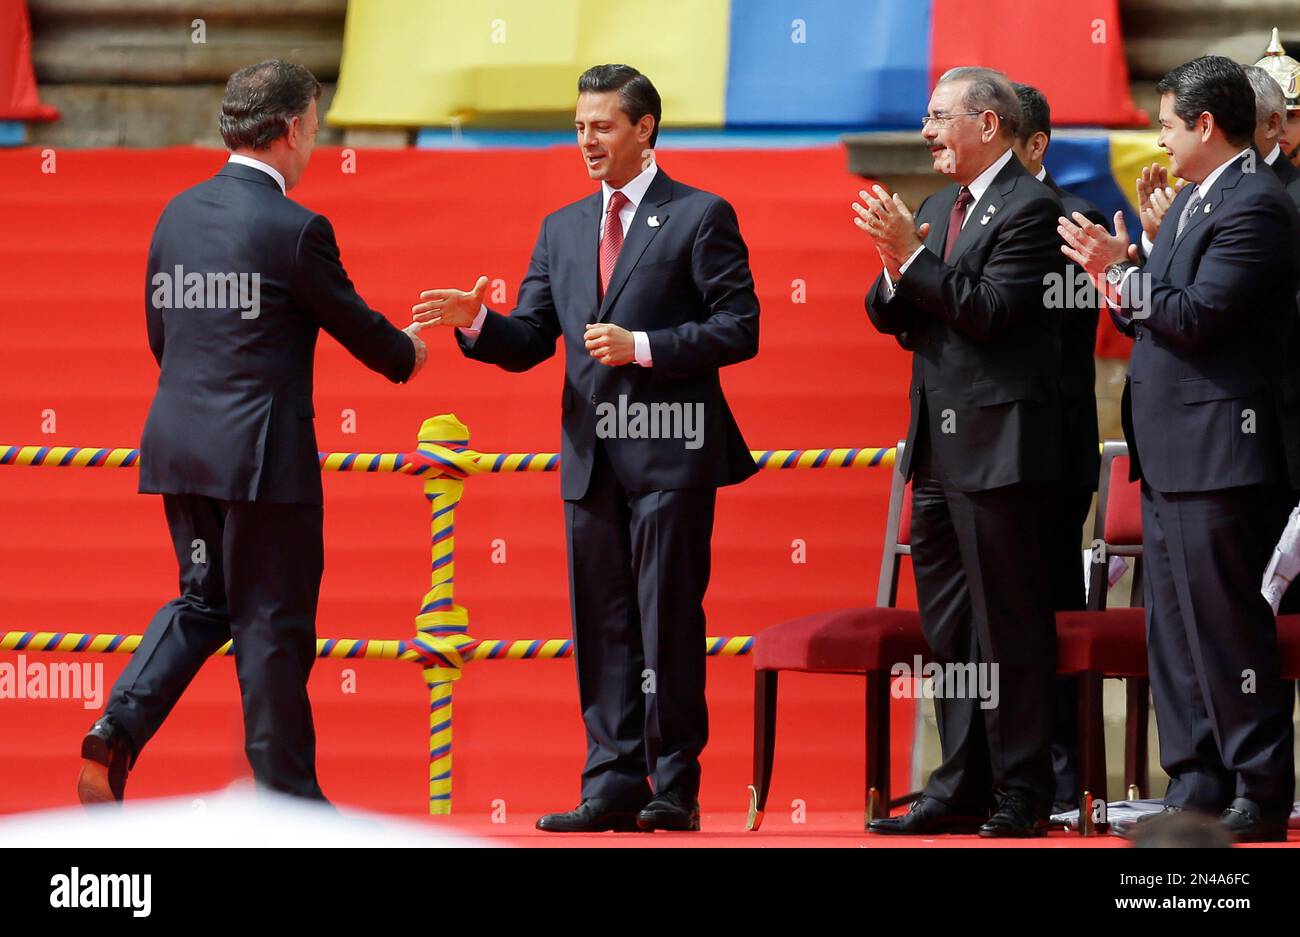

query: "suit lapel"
(927, 185), (960, 261)
(597, 168), (673, 321)
(946, 156), (1023, 265)
(576, 192), (601, 315)
(1162, 156), (1244, 269)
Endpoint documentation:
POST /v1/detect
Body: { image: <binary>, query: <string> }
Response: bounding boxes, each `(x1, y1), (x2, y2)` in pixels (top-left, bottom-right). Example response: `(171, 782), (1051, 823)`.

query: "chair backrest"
(1086, 440), (1143, 610)
(875, 441), (912, 607)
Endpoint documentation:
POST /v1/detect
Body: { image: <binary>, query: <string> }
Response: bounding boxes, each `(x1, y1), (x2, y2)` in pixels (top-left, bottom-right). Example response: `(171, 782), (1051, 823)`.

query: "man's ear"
(1034, 132), (1049, 164)
(638, 114), (655, 145)
(286, 114), (302, 150)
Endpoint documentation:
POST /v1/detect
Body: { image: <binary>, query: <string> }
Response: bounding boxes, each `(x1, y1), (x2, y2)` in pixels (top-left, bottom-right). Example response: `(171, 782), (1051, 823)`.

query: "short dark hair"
(219, 60), (322, 151)
(937, 66), (1021, 139)
(1012, 83), (1051, 144)
(1155, 55), (1256, 147)
(577, 64), (662, 148)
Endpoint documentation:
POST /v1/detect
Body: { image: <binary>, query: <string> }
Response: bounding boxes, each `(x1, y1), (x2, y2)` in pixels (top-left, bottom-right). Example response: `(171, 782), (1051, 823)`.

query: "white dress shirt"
(460, 161), (659, 366)
(227, 154), (286, 194)
(1266, 143), (1282, 167)
(880, 146), (1015, 298)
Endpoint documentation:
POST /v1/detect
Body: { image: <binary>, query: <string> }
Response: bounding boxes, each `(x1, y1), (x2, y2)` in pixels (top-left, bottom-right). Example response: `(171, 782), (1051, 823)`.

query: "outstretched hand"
(412, 275), (490, 328)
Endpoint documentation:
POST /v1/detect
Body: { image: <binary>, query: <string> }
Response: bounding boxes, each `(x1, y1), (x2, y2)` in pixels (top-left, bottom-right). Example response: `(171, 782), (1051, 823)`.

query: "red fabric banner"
(931, 0), (1146, 127)
(1, 0), (57, 122)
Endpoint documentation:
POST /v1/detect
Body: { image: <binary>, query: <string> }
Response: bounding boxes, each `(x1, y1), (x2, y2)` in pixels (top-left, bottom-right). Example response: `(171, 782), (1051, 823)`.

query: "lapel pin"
(647, 216), (660, 227)
(980, 204), (997, 225)
(1203, 203), (1212, 213)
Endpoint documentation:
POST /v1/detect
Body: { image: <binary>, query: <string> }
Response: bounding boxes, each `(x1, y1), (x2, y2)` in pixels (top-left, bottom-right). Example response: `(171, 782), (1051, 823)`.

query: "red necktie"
(599, 191), (630, 300)
(943, 186), (974, 261)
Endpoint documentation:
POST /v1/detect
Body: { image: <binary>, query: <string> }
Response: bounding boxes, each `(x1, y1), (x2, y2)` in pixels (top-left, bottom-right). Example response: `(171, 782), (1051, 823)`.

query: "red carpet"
(0, 145), (919, 822)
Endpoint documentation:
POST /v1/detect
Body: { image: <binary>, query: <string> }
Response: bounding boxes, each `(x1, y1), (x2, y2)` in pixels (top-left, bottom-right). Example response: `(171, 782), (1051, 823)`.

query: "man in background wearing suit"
(1246, 65), (1300, 565)
(1060, 56), (1297, 841)
(1245, 65), (1300, 200)
(855, 67), (1064, 837)
(412, 65), (759, 833)
(78, 60), (427, 805)
(1011, 82), (1104, 816)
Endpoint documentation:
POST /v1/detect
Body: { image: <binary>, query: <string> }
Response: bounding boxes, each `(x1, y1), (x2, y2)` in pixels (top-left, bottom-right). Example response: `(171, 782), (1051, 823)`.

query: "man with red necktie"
(854, 66), (1065, 838)
(412, 64), (760, 833)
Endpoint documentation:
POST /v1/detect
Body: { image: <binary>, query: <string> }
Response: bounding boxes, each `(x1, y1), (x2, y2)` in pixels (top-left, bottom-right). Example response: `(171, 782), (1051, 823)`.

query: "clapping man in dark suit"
(855, 67), (1064, 837)
(78, 61), (427, 805)
(1010, 82), (1104, 815)
(1060, 56), (1298, 842)
(412, 65), (759, 832)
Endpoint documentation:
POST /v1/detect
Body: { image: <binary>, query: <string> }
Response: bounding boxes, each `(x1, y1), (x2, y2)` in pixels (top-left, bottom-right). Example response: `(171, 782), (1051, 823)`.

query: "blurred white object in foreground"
(1262, 504), (1300, 614)
(0, 782), (490, 847)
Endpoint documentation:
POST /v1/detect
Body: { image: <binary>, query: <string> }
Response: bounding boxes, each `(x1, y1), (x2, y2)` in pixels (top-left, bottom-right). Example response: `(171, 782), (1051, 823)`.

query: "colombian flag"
(328, 0), (1146, 130)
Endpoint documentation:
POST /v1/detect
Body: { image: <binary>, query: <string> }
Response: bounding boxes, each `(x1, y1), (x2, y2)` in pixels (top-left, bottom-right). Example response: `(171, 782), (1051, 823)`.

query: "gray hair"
(219, 60), (322, 151)
(937, 66), (1022, 138)
(1244, 63), (1286, 125)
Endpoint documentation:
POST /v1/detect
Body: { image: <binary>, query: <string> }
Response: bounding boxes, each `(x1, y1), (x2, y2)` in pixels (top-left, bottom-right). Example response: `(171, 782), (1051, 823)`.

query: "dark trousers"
(909, 447), (1058, 814)
(564, 443), (716, 805)
(105, 493), (327, 800)
(1049, 487), (1093, 809)
(1142, 483), (1295, 817)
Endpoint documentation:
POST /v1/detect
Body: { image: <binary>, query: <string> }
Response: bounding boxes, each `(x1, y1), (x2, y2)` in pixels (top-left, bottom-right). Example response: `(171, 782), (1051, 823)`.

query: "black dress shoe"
(637, 789), (700, 831)
(868, 796), (987, 835)
(536, 799), (649, 833)
(979, 790), (1047, 838)
(1219, 798), (1289, 843)
(77, 716), (135, 805)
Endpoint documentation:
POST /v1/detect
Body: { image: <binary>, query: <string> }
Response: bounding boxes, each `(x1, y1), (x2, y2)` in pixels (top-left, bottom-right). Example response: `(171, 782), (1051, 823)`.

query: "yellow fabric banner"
(327, 0), (730, 129)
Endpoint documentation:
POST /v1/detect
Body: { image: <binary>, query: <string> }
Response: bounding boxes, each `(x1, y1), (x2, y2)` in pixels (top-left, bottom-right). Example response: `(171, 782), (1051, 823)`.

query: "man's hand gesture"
(412, 276), (490, 328)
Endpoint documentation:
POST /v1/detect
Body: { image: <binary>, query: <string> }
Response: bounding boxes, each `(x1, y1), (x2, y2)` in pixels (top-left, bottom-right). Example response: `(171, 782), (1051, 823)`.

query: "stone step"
(28, 82), (341, 148)
(29, 0), (346, 84)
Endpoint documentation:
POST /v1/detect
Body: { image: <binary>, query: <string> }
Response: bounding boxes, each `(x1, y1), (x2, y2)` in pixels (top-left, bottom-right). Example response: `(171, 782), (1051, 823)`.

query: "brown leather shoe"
(77, 717), (134, 805)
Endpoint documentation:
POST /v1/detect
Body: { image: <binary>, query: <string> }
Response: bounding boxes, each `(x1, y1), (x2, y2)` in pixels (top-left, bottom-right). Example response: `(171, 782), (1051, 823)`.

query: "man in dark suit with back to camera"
(1060, 56), (1297, 842)
(854, 66), (1064, 837)
(78, 60), (427, 805)
(1010, 82), (1104, 816)
(412, 65), (759, 833)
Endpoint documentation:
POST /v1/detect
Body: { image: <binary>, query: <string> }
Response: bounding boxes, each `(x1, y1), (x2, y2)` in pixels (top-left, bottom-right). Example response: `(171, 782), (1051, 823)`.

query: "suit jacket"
(457, 168), (759, 501)
(1271, 152), (1300, 487)
(1112, 152), (1298, 492)
(866, 154), (1064, 492)
(1044, 170), (1103, 492)
(139, 162), (416, 505)
(1272, 149), (1300, 202)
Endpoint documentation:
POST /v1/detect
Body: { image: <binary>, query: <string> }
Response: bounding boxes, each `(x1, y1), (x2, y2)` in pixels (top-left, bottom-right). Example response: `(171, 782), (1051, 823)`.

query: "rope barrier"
(0, 443), (894, 473)
(0, 413), (890, 812)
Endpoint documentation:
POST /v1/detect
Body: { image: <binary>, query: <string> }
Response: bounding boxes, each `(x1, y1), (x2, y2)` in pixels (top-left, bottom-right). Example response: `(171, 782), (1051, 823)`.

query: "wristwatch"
(1104, 260), (1136, 288)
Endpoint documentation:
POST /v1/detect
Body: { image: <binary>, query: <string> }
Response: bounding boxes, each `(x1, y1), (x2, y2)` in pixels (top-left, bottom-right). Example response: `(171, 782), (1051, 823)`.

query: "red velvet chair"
(747, 442), (925, 830)
(1054, 441), (1150, 815)
(748, 440), (1153, 831)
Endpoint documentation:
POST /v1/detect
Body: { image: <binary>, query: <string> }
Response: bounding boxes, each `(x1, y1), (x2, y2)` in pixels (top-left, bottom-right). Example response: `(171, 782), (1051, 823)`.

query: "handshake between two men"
(410, 276), (639, 367)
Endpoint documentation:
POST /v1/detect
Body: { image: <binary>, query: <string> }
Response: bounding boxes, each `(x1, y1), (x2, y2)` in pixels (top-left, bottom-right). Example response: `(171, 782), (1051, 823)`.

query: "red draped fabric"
(1, 0), (57, 122)
(931, 0), (1145, 127)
